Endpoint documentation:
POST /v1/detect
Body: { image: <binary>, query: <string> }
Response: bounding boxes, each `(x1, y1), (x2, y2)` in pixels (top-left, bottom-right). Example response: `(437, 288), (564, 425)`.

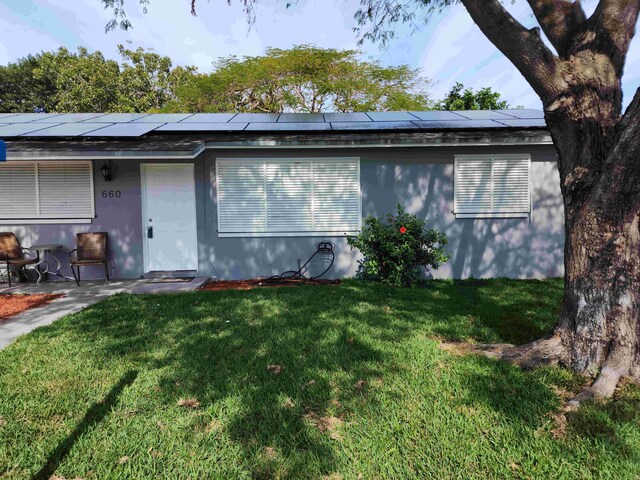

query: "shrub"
(347, 204), (449, 287)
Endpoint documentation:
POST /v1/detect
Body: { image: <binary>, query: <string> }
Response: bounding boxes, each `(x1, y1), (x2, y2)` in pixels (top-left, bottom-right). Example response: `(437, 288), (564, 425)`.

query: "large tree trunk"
(545, 90), (640, 401)
(558, 184), (640, 397)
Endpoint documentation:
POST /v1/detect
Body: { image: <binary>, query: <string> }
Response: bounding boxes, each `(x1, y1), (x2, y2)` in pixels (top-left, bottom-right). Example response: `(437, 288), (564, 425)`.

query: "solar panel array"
(0, 110), (546, 138)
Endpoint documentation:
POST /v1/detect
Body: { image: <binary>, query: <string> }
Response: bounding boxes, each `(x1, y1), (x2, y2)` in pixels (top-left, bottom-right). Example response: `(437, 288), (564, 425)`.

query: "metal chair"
(69, 232), (110, 286)
(0, 232), (39, 287)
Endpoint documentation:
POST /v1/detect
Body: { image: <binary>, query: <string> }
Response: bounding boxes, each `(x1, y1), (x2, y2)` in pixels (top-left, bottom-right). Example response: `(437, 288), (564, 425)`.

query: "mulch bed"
(199, 278), (341, 292)
(0, 294), (64, 321)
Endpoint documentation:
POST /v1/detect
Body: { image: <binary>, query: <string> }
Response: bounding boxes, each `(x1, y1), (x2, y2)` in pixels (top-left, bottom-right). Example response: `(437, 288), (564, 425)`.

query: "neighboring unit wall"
(0, 157), (206, 280)
(202, 144), (564, 280)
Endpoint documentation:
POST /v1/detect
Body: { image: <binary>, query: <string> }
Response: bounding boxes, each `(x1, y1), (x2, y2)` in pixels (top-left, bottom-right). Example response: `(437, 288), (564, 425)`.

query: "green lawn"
(1, 279), (639, 479)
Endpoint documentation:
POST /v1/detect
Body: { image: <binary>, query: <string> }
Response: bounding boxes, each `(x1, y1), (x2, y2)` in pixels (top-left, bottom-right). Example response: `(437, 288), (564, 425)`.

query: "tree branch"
(593, 87), (640, 215)
(460, 0), (561, 102)
(526, 0), (587, 56)
(586, 0), (640, 75)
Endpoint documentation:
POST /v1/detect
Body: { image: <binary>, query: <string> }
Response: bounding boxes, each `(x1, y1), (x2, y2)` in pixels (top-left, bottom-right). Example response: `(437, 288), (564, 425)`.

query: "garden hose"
(259, 241), (339, 286)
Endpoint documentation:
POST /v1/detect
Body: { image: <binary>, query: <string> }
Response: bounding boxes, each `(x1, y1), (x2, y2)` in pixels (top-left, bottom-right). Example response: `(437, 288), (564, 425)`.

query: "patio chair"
(0, 232), (39, 287)
(69, 232), (110, 286)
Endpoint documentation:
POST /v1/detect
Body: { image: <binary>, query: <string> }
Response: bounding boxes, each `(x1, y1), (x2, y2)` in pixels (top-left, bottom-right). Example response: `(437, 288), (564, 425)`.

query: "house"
(0, 110), (563, 281)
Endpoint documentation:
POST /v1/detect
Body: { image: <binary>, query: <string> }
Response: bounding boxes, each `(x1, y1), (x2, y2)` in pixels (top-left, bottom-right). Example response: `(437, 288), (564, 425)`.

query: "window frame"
(215, 157), (362, 238)
(0, 160), (95, 224)
(454, 154), (532, 219)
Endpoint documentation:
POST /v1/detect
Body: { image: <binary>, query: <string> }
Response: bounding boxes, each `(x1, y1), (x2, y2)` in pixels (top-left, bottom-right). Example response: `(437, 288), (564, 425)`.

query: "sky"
(0, 0), (638, 110)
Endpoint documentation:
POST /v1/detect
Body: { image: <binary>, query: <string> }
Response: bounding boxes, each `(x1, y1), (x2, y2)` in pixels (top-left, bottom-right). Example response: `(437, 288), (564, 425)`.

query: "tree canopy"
(436, 82), (509, 111)
(166, 45), (431, 113)
(0, 45), (191, 113)
(0, 45), (432, 113)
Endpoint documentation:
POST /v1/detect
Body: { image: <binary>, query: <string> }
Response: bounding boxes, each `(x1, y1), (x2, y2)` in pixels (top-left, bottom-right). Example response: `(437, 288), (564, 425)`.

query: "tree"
(165, 45), (431, 113)
(437, 82), (509, 111)
(0, 46), (190, 113)
(36, 47), (122, 112)
(0, 54), (57, 112)
(117, 45), (195, 112)
(102, 0), (640, 405)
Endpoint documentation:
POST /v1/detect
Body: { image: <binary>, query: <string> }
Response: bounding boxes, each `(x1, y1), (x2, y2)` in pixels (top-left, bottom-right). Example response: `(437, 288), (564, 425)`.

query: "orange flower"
(399, 226), (407, 234)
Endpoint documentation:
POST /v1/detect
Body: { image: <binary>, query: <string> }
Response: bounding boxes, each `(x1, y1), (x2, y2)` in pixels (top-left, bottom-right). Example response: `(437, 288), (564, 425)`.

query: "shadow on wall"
(203, 156), (564, 280)
(364, 159), (564, 279)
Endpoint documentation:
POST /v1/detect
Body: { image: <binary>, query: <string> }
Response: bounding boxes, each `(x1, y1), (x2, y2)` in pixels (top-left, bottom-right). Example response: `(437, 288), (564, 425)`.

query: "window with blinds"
(454, 154), (531, 218)
(216, 158), (361, 237)
(0, 161), (95, 220)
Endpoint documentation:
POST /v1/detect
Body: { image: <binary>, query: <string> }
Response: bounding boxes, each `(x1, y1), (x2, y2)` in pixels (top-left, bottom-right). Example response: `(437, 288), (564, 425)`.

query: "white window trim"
(0, 160), (95, 222)
(454, 154), (531, 219)
(216, 157), (362, 237)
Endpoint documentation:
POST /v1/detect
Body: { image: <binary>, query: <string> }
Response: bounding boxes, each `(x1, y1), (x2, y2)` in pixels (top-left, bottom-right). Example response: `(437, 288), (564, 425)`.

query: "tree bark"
(557, 184), (639, 397)
(549, 87), (640, 401)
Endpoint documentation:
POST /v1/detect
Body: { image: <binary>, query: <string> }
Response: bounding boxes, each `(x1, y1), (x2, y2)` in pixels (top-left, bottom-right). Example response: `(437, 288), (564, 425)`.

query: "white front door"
(142, 164), (198, 272)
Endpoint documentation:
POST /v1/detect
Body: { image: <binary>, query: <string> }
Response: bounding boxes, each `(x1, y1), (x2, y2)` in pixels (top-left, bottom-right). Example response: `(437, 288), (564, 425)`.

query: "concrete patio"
(0, 277), (210, 349)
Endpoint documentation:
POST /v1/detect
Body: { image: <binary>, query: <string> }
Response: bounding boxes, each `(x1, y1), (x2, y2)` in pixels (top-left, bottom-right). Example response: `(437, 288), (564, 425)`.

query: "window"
(0, 161), (95, 222)
(454, 154), (531, 218)
(216, 158), (361, 237)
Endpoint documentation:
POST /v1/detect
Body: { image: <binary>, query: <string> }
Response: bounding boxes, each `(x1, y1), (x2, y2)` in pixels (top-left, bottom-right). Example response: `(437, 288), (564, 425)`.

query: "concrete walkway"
(0, 277), (209, 349)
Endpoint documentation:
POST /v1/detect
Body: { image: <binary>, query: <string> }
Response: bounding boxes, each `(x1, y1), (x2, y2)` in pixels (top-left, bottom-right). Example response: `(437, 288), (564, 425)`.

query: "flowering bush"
(347, 204), (449, 287)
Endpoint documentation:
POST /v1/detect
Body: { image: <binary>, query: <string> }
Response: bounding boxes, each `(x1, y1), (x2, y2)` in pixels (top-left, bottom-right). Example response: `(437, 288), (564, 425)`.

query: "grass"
(0, 278), (639, 479)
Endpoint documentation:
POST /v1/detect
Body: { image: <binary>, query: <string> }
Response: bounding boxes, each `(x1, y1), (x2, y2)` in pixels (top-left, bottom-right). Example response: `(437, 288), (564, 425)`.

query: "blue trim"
(0, 140), (6, 161)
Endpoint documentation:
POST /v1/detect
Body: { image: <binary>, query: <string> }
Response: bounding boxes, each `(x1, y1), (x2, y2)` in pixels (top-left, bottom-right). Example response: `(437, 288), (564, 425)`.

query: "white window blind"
(0, 161), (95, 220)
(216, 158), (361, 237)
(454, 154), (531, 218)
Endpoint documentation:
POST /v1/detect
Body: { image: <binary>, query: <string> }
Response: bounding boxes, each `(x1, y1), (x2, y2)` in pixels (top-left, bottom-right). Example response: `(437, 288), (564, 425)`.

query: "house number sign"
(101, 190), (122, 199)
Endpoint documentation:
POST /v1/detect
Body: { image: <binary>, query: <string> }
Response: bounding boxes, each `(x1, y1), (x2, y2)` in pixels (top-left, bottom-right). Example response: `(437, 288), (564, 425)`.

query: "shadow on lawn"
(32, 370), (138, 480)
(32, 279), (599, 477)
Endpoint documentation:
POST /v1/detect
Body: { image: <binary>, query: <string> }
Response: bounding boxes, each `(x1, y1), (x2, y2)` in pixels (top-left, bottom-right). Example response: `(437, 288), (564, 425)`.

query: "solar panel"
(0, 113), (64, 123)
(133, 114), (194, 123)
(331, 121), (419, 130)
(88, 113), (151, 123)
(277, 113), (324, 123)
(496, 109), (545, 119)
(179, 113), (237, 123)
(366, 112), (419, 121)
(322, 112), (371, 122)
(229, 113), (280, 123)
(82, 123), (165, 137)
(245, 122), (331, 131)
(496, 119), (547, 128)
(451, 110), (515, 120)
(0, 123), (62, 136)
(156, 122), (248, 132)
(21, 122), (111, 137)
(410, 111), (467, 121)
(33, 113), (107, 123)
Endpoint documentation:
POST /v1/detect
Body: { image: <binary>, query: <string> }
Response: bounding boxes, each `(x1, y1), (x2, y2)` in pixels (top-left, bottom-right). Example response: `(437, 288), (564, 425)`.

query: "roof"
(0, 110), (546, 139)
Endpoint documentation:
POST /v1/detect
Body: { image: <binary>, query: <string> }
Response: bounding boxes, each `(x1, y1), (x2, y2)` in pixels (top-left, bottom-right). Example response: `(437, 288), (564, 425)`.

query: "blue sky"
(0, 0), (638, 109)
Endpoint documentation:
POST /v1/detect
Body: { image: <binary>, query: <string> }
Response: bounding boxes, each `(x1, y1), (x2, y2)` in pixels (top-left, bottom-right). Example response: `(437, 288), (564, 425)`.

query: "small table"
(27, 244), (71, 285)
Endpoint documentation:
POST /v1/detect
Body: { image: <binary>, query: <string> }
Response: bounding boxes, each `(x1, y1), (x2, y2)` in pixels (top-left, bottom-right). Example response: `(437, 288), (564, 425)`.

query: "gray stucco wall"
(1, 143), (564, 281)
(203, 145), (564, 280)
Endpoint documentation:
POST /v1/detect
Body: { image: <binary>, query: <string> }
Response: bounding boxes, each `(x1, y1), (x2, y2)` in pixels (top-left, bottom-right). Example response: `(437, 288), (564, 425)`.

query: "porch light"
(101, 161), (112, 182)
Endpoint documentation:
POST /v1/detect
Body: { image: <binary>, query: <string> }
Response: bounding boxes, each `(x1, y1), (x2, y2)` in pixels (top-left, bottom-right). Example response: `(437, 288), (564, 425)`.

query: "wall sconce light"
(101, 161), (112, 182)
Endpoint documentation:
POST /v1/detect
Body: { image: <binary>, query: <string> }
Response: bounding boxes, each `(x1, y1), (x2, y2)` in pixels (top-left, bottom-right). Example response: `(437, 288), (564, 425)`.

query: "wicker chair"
(69, 232), (110, 285)
(0, 232), (39, 287)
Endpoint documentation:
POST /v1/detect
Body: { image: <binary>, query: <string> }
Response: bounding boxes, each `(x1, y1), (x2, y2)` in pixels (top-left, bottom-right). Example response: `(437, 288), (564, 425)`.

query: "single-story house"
(0, 110), (563, 281)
